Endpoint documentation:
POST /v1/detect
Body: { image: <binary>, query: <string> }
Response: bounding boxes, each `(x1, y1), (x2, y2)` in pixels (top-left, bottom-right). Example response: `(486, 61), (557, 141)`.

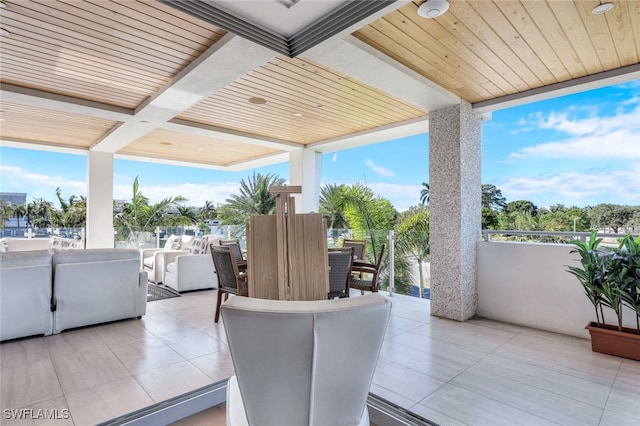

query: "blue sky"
(1, 80), (638, 212)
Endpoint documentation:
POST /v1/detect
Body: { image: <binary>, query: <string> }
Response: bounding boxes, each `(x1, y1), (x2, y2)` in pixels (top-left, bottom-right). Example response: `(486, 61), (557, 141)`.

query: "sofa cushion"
(164, 235), (181, 250)
(178, 235), (194, 250)
(53, 248), (140, 265)
(188, 237), (208, 255)
(51, 237), (82, 250)
(0, 250), (53, 268)
(4, 238), (52, 252)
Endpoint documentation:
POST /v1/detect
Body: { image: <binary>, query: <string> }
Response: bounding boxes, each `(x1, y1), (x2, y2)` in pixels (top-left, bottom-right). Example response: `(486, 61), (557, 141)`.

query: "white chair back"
(222, 294), (391, 426)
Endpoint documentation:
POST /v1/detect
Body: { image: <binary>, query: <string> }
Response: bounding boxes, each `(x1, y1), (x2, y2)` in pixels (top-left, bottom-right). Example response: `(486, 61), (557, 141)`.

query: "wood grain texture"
(353, 0), (640, 103)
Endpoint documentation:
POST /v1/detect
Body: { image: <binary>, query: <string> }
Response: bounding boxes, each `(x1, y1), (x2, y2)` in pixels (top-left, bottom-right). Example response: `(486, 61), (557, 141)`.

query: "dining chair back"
(343, 239), (367, 260)
(210, 244), (248, 322)
(219, 239), (245, 264)
(327, 247), (354, 299)
(350, 244), (386, 293)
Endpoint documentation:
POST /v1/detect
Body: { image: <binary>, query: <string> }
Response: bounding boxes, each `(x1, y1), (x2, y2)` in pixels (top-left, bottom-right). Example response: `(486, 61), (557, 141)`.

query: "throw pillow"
(189, 237), (206, 255)
(164, 234), (181, 250)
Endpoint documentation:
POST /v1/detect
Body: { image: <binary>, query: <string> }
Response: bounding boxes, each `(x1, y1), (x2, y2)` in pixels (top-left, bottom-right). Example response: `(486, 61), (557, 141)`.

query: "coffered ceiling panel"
(176, 55), (428, 145)
(354, 0), (640, 104)
(0, 0), (226, 109)
(0, 103), (117, 149)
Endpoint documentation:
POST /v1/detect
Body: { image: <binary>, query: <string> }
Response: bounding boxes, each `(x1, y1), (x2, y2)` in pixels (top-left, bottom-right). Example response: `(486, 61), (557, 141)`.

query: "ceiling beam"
(0, 84), (132, 122)
(162, 119), (303, 152)
(303, 35), (460, 113)
(91, 34), (278, 153)
(473, 64), (640, 113)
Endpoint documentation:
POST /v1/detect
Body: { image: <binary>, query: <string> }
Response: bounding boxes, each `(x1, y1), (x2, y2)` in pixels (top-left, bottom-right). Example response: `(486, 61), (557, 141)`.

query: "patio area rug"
(147, 283), (181, 302)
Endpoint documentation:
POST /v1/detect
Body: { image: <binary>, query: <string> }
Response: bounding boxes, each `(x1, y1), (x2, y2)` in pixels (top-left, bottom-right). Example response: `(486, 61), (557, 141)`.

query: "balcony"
(2, 236), (639, 425)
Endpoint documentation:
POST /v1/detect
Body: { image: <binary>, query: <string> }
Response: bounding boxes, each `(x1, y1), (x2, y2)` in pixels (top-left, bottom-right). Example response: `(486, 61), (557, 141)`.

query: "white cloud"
(0, 165), (86, 205)
(332, 153), (338, 163)
(364, 159), (396, 177)
(509, 103), (640, 160)
(367, 182), (422, 212)
(116, 182), (241, 206)
(500, 163), (640, 207)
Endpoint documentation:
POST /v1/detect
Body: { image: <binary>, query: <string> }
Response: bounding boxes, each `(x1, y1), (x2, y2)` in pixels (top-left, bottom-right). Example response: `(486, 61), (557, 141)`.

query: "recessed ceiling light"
(0, 2), (6, 8)
(591, 2), (615, 14)
(293, 113), (303, 117)
(417, 0), (449, 19)
(160, 142), (172, 146)
(0, 28), (10, 37)
(248, 97), (267, 105)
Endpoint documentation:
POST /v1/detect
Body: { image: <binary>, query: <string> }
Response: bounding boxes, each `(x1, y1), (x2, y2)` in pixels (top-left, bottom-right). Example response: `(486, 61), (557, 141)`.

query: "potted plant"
(567, 232), (640, 360)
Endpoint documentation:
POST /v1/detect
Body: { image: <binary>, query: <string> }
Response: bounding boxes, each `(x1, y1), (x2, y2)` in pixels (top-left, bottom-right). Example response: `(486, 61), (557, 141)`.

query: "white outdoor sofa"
(141, 234), (193, 284)
(0, 248), (147, 341)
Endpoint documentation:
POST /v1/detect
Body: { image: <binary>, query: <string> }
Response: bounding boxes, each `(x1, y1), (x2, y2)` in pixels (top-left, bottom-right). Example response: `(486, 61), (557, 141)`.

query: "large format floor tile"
(2, 290), (639, 426)
(50, 347), (130, 395)
(134, 361), (213, 403)
(0, 358), (63, 409)
(65, 377), (154, 426)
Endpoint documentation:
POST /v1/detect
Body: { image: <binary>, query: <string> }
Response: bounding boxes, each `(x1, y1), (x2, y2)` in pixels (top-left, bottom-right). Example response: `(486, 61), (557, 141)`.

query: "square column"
(289, 148), (322, 213)
(429, 101), (482, 321)
(86, 151), (114, 248)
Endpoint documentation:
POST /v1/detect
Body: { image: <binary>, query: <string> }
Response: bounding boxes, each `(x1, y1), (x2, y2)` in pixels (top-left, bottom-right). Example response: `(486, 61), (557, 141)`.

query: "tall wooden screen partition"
(247, 186), (329, 301)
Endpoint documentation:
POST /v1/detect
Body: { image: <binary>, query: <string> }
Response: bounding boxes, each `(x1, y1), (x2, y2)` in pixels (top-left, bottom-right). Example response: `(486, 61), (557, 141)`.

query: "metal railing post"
(388, 230), (395, 297)
(155, 226), (161, 248)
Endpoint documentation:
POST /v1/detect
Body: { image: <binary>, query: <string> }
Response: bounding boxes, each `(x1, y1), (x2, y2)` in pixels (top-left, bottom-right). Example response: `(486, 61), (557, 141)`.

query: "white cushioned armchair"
(141, 234), (193, 284)
(221, 294), (391, 426)
(163, 235), (220, 293)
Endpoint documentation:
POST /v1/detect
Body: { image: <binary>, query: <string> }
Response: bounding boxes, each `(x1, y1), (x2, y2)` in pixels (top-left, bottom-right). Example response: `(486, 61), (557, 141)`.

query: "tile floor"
(1, 290), (639, 426)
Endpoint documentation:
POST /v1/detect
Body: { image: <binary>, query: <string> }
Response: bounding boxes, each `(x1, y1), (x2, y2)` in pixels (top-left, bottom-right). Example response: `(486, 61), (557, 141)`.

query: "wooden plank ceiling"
(177, 55), (428, 145)
(0, 0), (638, 167)
(354, 0), (640, 103)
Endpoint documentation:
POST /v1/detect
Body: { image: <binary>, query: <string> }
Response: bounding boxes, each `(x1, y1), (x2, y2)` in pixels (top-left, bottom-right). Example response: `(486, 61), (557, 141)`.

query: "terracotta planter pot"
(585, 322), (640, 361)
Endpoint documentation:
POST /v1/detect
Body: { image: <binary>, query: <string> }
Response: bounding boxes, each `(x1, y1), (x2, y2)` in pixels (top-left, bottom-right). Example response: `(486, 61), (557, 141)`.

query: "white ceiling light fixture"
(417, 0), (450, 19)
(591, 2), (615, 15)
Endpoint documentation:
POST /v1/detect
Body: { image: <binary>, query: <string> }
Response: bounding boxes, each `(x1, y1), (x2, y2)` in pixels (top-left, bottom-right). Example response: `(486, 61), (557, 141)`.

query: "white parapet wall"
(477, 240), (636, 339)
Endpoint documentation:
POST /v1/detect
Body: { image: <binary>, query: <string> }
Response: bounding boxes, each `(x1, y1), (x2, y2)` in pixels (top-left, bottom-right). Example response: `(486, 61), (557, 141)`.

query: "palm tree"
(12, 204), (26, 228)
(55, 188), (86, 228)
(223, 172), (285, 223)
(114, 177), (187, 247)
(175, 205), (198, 225)
(200, 201), (217, 221)
(0, 200), (13, 227)
(26, 199), (53, 228)
(396, 206), (430, 298)
(319, 184), (348, 239)
(420, 182), (430, 206)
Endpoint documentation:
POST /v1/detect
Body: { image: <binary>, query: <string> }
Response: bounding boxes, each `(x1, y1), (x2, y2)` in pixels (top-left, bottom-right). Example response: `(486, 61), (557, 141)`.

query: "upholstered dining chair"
(221, 294), (391, 426)
(210, 245), (248, 323)
(350, 244), (386, 294)
(342, 239), (367, 260)
(328, 247), (354, 299)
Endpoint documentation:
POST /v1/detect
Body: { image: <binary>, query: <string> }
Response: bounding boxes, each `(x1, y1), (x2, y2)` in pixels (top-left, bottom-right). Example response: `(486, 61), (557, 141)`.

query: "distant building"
(1, 192), (28, 237)
(0, 192), (27, 206)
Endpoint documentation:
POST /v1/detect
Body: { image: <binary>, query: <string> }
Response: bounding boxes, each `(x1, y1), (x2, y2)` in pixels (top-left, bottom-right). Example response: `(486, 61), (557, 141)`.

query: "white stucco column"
(289, 148), (322, 213)
(86, 151), (114, 248)
(429, 101), (482, 321)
